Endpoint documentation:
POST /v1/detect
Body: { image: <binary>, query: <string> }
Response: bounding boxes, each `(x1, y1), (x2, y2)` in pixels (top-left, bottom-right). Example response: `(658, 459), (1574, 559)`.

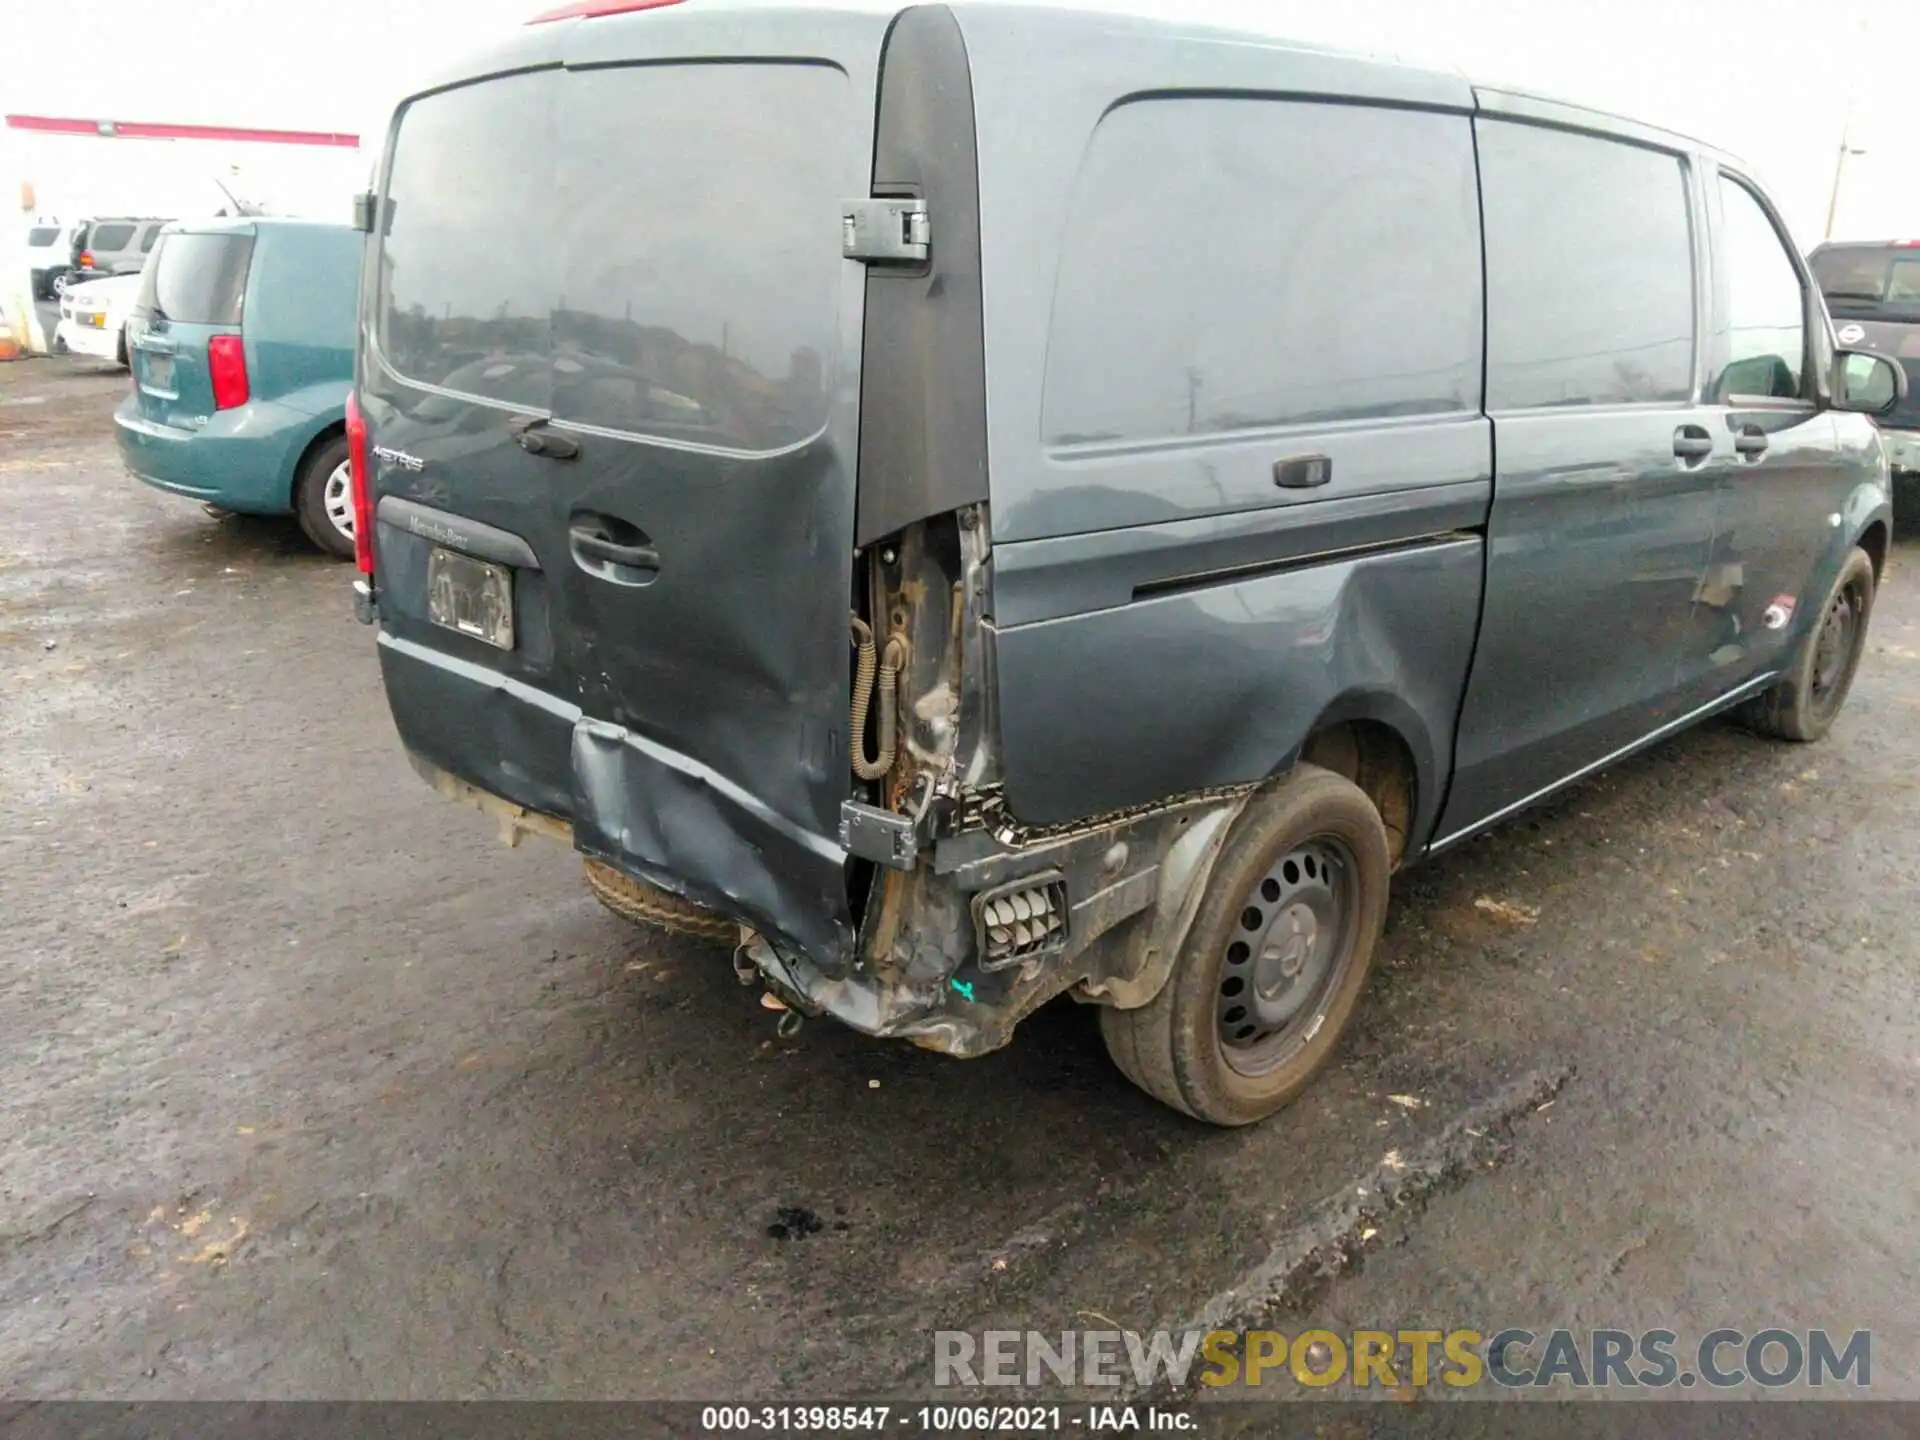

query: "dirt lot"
(3, 354), (1918, 1406)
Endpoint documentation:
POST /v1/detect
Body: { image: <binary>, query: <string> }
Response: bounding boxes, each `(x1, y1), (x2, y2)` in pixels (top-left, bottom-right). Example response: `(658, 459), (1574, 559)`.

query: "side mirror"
(1832, 350), (1907, 416)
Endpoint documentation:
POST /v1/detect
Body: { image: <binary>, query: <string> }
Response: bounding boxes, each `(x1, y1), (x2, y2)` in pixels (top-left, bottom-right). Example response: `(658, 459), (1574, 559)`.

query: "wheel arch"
(1857, 518), (1889, 583)
(1280, 690), (1437, 868)
(286, 416), (348, 507)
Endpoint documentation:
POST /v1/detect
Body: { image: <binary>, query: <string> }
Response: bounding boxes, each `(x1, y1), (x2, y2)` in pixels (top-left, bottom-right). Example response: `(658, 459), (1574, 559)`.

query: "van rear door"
(363, 10), (886, 959)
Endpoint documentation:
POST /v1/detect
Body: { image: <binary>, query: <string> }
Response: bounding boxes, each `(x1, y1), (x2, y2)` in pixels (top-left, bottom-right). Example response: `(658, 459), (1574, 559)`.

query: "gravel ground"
(2, 355), (1917, 1409)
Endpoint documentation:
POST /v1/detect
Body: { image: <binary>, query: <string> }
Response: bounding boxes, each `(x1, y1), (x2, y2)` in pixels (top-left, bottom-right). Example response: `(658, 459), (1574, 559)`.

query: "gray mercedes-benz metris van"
(348, 1), (1905, 1125)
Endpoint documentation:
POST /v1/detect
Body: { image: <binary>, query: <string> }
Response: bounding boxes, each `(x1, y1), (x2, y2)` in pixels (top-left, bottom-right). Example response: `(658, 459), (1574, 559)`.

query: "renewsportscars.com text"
(934, 1327), (1872, 1391)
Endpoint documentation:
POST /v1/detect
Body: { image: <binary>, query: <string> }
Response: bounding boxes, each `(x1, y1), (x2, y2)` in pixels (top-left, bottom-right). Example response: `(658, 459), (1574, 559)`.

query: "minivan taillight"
(346, 392), (374, 575)
(207, 335), (249, 410)
(79, 250), (94, 269)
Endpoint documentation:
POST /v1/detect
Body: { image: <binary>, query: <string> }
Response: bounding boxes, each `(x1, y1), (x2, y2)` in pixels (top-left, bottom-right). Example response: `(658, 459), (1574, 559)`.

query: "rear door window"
(1813, 246), (1920, 322)
(28, 227), (59, 247)
(139, 224), (161, 254)
(377, 62), (849, 450)
(89, 222), (135, 253)
(1042, 97), (1483, 445)
(1478, 121), (1696, 410)
(377, 68), (556, 412)
(552, 63), (849, 449)
(142, 233), (254, 325)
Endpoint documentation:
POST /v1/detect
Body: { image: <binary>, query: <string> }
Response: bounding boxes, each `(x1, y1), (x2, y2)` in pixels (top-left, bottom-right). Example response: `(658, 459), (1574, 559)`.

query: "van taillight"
(346, 392), (374, 575)
(207, 335), (249, 410)
(79, 250), (94, 268)
(526, 0), (684, 21)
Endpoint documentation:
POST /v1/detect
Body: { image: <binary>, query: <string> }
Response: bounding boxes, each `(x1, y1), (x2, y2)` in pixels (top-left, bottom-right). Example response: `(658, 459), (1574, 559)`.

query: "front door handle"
(1734, 425), (1770, 461)
(1673, 425), (1714, 464)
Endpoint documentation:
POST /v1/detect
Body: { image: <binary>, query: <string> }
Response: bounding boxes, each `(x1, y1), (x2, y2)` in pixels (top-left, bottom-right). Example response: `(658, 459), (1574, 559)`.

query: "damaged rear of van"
(353, 0), (1895, 1126)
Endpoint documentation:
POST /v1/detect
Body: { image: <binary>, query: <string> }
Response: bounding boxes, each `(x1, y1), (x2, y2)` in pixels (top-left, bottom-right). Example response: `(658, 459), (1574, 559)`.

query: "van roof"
(402, 0), (1747, 174)
(159, 216), (356, 238)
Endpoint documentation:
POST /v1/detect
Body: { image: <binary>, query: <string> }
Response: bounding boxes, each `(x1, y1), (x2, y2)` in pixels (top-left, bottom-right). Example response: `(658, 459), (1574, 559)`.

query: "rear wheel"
(1100, 764), (1391, 1126)
(583, 858), (736, 944)
(293, 434), (355, 560)
(1741, 547), (1876, 743)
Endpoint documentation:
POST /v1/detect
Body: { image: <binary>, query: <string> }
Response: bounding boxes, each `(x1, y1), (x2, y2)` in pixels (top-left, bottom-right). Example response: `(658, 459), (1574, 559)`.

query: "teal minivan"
(116, 218), (362, 558)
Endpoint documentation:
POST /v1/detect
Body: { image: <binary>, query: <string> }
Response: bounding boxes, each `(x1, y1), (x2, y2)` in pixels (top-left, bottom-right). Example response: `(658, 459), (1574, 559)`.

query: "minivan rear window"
(138, 233), (254, 326)
(89, 222), (135, 252)
(28, 227), (59, 247)
(378, 62), (851, 450)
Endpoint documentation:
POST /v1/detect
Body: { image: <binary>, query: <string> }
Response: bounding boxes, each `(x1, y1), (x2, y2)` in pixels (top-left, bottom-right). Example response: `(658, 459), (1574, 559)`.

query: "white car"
(25, 220), (77, 298)
(55, 274), (141, 367)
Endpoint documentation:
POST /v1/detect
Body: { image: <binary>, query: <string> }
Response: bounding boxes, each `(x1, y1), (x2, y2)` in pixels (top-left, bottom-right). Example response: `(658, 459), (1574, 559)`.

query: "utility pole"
(1824, 7), (1872, 244)
(1824, 122), (1867, 244)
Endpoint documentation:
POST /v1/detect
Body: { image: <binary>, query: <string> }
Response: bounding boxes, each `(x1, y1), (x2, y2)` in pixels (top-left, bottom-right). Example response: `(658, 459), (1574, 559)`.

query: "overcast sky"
(10, 0), (1919, 246)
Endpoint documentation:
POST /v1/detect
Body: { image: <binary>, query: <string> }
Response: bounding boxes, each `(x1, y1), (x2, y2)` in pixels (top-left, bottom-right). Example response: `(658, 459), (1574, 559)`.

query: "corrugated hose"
(850, 616), (907, 782)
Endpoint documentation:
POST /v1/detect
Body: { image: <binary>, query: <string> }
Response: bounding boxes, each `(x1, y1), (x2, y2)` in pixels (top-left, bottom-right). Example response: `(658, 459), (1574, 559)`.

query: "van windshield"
(1811, 246), (1920, 323)
(137, 233), (254, 325)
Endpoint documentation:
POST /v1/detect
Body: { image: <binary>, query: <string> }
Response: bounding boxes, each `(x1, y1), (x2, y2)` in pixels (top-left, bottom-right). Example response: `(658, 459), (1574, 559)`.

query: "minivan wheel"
(294, 434), (356, 560)
(583, 858), (737, 944)
(1740, 547), (1876, 744)
(1099, 764), (1391, 1127)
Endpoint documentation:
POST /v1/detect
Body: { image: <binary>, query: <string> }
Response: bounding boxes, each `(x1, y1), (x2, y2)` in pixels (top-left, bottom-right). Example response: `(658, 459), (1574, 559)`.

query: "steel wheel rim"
(1217, 836), (1358, 1077)
(1809, 579), (1863, 715)
(322, 460), (355, 540)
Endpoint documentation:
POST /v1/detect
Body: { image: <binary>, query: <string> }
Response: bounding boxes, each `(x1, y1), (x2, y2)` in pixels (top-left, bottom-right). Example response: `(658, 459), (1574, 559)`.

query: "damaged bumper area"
(403, 738), (1252, 1060)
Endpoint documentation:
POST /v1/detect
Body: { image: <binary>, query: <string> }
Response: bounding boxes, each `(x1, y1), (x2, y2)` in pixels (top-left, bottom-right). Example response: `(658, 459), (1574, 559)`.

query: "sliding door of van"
(1436, 110), (1719, 846)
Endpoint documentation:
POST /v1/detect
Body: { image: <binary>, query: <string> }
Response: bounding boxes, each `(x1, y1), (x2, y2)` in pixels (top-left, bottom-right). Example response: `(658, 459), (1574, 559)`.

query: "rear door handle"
(1673, 425), (1714, 464)
(1734, 425), (1770, 461)
(569, 515), (661, 586)
(572, 531), (659, 572)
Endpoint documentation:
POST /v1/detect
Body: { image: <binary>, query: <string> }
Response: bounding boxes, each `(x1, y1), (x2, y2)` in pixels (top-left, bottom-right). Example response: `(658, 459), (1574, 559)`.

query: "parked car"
(54, 273), (140, 367)
(1809, 240), (1920, 498)
(115, 218), (362, 557)
(68, 217), (169, 288)
(348, 2), (1902, 1126)
(25, 220), (78, 299)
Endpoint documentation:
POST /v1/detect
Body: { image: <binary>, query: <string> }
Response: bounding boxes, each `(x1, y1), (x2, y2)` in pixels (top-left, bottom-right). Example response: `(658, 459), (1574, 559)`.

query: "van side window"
(1041, 99), (1482, 447)
(1477, 121), (1695, 410)
(1713, 178), (1807, 403)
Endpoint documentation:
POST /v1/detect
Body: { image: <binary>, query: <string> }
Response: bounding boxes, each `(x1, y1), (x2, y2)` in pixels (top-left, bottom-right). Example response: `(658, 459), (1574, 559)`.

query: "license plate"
(142, 353), (174, 391)
(427, 547), (515, 650)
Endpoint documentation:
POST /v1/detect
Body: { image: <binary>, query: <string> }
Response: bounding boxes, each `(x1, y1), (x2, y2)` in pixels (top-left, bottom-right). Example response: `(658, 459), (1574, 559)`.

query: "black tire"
(1740, 547), (1876, 743)
(583, 859), (736, 944)
(293, 433), (355, 560)
(1100, 764), (1392, 1127)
